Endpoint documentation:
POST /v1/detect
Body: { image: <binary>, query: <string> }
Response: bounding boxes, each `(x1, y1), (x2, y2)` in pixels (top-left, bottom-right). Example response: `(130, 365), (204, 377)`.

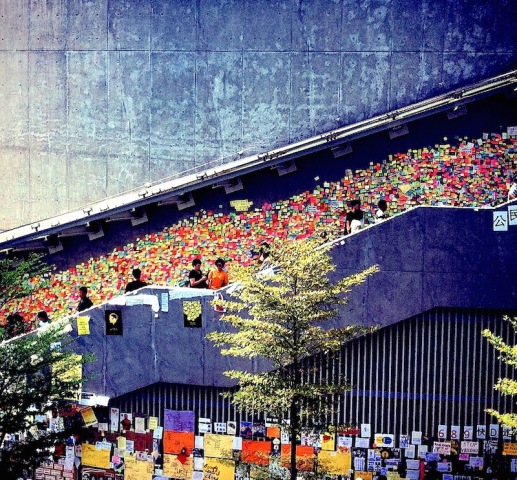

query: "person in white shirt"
(375, 199), (388, 223)
(509, 178), (517, 201)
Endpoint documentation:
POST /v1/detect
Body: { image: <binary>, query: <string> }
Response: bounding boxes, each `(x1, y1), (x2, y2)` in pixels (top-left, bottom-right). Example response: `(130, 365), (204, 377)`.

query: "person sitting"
(207, 258), (229, 290)
(125, 268), (148, 293)
(189, 259), (208, 288)
(77, 286), (93, 312)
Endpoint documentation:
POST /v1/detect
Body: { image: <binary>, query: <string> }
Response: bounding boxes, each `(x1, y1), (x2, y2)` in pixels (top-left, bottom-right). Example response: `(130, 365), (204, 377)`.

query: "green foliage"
(483, 315), (517, 428)
(0, 253), (52, 311)
(0, 320), (93, 477)
(0, 255), (92, 478)
(208, 238), (378, 478)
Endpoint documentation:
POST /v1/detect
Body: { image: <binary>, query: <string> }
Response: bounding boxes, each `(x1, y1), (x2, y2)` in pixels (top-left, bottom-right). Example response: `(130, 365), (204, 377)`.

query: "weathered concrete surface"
(0, 0), (516, 229)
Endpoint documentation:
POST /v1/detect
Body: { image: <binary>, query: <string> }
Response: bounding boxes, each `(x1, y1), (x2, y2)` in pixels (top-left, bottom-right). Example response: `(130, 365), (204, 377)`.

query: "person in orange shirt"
(207, 258), (229, 290)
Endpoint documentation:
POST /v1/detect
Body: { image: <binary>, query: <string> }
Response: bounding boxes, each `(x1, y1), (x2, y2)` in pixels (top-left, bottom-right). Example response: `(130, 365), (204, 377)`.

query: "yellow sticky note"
(118, 436), (127, 451)
(148, 417), (158, 430)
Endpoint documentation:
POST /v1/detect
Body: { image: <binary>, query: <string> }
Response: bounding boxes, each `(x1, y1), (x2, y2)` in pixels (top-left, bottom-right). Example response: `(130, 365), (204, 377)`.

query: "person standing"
(207, 258), (229, 290)
(36, 311), (51, 328)
(189, 259), (208, 288)
(257, 242), (272, 270)
(375, 199), (389, 223)
(77, 286), (93, 312)
(125, 268), (148, 293)
(509, 176), (517, 201)
(345, 199), (363, 234)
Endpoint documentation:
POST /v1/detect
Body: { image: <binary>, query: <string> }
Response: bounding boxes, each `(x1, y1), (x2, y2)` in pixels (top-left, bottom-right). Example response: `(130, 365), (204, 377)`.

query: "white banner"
(461, 441), (479, 454)
(433, 441), (451, 455)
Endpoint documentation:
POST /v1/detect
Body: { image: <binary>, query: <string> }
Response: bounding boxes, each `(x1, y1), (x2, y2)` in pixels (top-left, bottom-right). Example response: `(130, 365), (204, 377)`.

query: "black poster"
(105, 309), (123, 335)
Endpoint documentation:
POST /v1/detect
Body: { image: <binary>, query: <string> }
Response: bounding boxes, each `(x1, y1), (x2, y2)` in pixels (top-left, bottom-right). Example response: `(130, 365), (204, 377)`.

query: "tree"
(0, 253), (52, 311)
(207, 238), (378, 479)
(482, 315), (517, 428)
(0, 321), (92, 479)
(0, 253), (53, 339)
(0, 255), (91, 479)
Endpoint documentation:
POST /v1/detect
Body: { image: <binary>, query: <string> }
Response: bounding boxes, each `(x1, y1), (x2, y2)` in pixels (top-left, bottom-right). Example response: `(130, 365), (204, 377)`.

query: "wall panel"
(109, 308), (517, 439)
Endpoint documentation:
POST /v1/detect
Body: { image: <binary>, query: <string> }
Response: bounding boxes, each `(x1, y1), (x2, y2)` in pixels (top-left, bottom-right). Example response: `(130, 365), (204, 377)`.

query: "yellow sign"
(230, 200), (253, 212)
(503, 442), (517, 455)
(163, 454), (193, 479)
(204, 433), (234, 459)
(117, 436), (127, 451)
(148, 416), (158, 430)
(80, 406), (97, 427)
(354, 472), (373, 480)
(82, 443), (110, 469)
(321, 432), (335, 451)
(124, 454), (153, 480)
(317, 451), (351, 474)
(77, 316), (90, 335)
(387, 472), (402, 480)
(203, 458), (235, 480)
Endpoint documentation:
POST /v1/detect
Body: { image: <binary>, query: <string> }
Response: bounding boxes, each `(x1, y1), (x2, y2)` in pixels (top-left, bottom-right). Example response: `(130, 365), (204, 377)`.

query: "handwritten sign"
(230, 200), (253, 212)
(318, 451), (351, 475)
(163, 454), (193, 479)
(503, 442), (517, 455)
(241, 440), (271, 465)
(163, 431), (195, 455)
(76, 316), (90, 335)
(203, 458), (235, 480)
(204, 433), (234, 459)
(433, 441), (451, 455)
(461, 441), (479, 454)
(164, 410), (195, 432)
(82, 443), (110, 469)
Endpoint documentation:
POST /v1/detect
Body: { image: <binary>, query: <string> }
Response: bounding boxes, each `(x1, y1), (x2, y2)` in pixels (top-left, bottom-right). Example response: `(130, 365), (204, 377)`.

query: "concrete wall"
(1, 0), (516, 230)
(75, 203), (517, 398)
(334, 204), (517, 326)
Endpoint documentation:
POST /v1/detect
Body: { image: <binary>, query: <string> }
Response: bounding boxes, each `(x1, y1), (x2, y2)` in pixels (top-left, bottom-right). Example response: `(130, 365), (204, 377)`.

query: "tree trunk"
(290, 360), (302, 480)
(290, 396), (298, 480)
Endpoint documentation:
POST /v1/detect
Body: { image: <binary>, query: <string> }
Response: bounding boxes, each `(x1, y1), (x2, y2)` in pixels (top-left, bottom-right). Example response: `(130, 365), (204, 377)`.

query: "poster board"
(82, 443), (111, 469)
(241, 440), (271, 465)
(204, 434), (234, 459)
(163, 431), (195, 455)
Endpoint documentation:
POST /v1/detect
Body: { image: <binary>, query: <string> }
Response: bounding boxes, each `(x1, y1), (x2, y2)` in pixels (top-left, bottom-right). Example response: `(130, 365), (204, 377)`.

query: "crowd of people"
(1, 131), (516, 333)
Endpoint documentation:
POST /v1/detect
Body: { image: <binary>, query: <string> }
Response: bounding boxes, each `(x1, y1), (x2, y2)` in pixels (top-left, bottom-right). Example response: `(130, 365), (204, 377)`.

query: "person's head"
(37, 311), (49, 323)
(8, 312), (23, 323)
(259, 242), (270, 261)
(350, 199), (361, 210)
(79, 286), (88, 299)
(378, 199), (387, 212)
(215, 258), (225, 270)
(192, 259), (202, 270)
(132, 268), (141, 280)
(353, 209), (364, 220)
